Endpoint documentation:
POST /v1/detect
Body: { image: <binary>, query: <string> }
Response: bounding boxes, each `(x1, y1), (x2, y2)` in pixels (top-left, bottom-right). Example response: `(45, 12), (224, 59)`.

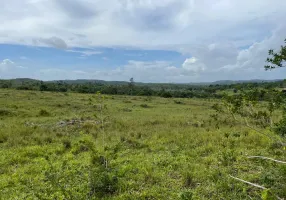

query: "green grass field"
(0, 89), (285, 199)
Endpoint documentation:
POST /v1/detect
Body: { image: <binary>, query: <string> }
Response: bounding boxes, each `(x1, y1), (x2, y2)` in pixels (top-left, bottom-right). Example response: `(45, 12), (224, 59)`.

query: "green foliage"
(180, 190), (193, 200)
(89, 168), (119, 198)
(265, 39), (286, 70)
(273, 116), (286, 137)
(261, 189), (276, 200)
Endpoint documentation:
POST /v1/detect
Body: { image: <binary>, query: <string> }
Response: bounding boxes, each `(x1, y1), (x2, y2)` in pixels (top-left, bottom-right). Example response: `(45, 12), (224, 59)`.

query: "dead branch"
(248, 156), (286, 164)
(229, 175), (284, 200)
(229, 175), (266, 190)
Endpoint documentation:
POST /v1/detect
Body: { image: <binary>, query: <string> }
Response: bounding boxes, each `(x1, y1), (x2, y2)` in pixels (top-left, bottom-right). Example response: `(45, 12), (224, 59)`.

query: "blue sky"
(0, 0), (286, 83)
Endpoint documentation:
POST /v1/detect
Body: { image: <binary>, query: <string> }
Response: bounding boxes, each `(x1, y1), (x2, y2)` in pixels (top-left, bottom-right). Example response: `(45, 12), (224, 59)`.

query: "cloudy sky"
(0, 0), (285, 83)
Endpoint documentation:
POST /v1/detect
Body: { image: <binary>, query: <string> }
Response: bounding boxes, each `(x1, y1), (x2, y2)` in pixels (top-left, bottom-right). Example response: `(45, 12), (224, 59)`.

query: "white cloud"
(0, 0), (286, 81)
(72, 70), (87, 74)
(0, 0), (285, 49)
(36, 68), (89, 80)
(0, 59), (15, 71)
(0, 59), (28, 79)
(219, 26), (286, 72)
(182, 57), (206, 73)
(67, 49), (102, 57)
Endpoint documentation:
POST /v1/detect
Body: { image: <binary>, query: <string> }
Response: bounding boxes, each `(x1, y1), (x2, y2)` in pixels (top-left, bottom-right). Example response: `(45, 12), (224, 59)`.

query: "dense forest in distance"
(0, 78), (285, 99)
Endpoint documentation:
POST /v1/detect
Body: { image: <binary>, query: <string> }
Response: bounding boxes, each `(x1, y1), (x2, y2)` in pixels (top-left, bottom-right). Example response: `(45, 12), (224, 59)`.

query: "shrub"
(273, 116), (286, 137)
(38, 109), (50, 117)
(161, 91), (173, 98)
(62, 139), (72, 149)
(174, 100), (184, 105)
(89, 154), (118, 198)
(0, 109), (13, 116)
(0, 132), (8, 143)
(140, 104), (149, 108)
(219, 150), (237, 166)
(89, 170), (118, 198)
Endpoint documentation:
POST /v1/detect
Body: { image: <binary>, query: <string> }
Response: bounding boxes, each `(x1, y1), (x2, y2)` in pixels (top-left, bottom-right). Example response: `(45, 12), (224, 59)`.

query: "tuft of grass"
(140, 104), (149, 108)
(38, 109), (50, 117)
(0, 108), (13, 116)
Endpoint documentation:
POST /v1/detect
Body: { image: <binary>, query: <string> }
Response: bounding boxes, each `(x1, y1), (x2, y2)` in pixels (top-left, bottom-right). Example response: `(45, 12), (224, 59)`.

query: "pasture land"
(0, 89), (285, 199)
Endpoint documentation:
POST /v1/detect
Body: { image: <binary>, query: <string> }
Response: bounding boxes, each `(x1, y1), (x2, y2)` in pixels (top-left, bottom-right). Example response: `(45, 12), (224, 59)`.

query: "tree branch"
(243, 118), (286, 147)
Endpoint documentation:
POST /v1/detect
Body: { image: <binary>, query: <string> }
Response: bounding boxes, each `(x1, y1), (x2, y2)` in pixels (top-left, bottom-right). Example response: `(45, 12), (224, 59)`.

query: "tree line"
(0, 78), (285, 99)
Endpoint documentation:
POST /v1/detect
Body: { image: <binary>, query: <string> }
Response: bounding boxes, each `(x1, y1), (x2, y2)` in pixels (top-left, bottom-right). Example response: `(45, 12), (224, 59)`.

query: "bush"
(161, 91), (173, 98)
(273, 116), (286, 137)
(0, 132), (8, 143)
(174, 100), (184, 105)
(140, 104), (149, 108)
(89, 170), (118, 198)
(62, 139), (72, 149)
(38, 109), (50, 117)
(0, 108), (13, 116)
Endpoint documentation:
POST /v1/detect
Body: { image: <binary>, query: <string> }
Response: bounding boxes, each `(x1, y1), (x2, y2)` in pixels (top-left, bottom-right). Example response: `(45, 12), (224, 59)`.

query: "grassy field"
(0, 89), (285, 199)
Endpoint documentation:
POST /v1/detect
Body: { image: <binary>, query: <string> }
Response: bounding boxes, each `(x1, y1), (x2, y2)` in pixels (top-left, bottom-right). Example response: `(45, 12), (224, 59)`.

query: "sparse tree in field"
(128, 77), (135, 95)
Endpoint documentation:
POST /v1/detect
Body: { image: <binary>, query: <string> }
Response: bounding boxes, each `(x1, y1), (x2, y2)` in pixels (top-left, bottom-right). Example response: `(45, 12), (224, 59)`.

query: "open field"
(0, 89), (285, 199)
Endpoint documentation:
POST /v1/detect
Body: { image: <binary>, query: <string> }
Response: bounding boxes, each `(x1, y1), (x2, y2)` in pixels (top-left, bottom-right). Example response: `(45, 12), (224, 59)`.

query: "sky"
(0, 0), (286, 83)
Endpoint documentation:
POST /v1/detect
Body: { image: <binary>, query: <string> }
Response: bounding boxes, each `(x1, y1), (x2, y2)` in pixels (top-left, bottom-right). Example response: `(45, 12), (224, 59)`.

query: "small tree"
(264, 38), (286, 137)
(212, 38), (286, 199)
(128, 77), (135, 95)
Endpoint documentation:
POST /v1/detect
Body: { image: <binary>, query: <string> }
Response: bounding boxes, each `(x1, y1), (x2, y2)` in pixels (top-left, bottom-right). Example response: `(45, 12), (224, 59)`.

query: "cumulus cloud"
(220, 26), (286, 72)
(182, 57), (206, 73)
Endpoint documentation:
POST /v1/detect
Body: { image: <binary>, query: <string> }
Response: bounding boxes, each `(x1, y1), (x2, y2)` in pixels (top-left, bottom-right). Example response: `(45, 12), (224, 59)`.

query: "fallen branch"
(229, 175), (284, 200)
(229, 175), (266, 190)
(248, 156), (286, 164)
